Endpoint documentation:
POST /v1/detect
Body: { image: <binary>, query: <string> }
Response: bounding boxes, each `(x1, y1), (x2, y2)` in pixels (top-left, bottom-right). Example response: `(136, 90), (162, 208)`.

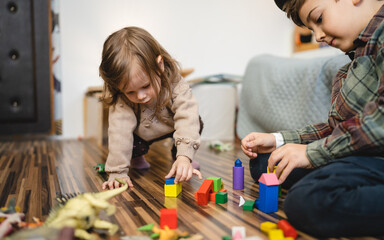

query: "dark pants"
(250, 154), (384, 237)
(132, 116), (204, 160)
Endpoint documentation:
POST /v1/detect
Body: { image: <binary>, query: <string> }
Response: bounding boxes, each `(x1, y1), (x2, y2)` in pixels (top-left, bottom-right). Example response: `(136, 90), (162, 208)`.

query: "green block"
(137, 223), (154, 231)
(207, 177), (221, 192)
(150, 232), (160, 238)
(243, 200), (254, 211)
(215, 192), (228, 204)
(222, 235), (232, 240)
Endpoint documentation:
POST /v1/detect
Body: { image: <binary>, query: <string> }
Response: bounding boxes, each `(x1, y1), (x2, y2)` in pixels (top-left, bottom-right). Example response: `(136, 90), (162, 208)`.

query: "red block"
(196, 179), (213, 205)
(160, 208), (177, 229)
(278, 219), (297, 239)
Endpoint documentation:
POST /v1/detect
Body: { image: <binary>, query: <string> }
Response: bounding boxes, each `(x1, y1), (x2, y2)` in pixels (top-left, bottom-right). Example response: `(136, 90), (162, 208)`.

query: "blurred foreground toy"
(209, 140), (233, 152)
(137, 223), (203, 240)
(44, 178), (127, 239)
(93, 163), (105, 173)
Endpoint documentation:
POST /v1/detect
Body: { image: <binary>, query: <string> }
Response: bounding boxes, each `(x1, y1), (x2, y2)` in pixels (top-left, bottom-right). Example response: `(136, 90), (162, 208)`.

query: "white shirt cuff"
(272, 133), (284, 148)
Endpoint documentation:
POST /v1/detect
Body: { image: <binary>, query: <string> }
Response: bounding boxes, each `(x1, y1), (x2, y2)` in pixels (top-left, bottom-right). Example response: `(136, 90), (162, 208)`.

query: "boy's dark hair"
(275, 0), (308, 27)
(99, 26), (180, 115)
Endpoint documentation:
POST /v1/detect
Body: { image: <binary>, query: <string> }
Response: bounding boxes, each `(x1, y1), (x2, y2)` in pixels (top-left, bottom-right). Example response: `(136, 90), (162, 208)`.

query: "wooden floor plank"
(0, 137), (380, 239)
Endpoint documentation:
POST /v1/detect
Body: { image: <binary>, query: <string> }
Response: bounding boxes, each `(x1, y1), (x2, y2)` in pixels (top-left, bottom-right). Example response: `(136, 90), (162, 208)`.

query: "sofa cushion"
(236, 54), (350, 139)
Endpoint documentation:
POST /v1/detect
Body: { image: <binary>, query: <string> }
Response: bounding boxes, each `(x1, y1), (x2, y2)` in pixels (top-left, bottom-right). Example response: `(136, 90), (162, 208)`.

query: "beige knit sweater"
(105, 78), (201, 181)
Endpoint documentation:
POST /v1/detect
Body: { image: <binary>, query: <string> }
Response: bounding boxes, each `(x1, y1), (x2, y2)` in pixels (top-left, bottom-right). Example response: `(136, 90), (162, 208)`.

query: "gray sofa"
(236, 53), (351, 139)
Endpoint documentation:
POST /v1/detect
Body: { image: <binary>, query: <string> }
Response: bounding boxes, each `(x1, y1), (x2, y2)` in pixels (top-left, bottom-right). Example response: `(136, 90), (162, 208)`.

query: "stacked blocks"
(196, 177), (227, 205)
(261, 220), (297, 240)
(160, 208), (177, 229)
(257, 173), (279, 213)
(164, 177), (182, 197)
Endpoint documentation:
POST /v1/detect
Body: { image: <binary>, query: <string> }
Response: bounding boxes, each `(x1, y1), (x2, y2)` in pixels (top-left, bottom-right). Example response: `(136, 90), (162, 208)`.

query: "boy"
(241, 0), (384, 237)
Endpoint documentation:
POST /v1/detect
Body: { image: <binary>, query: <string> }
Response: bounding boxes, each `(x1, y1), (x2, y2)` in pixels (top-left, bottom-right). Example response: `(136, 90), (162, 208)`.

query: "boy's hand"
(241, 132), (276, 158)
(165, 156), (203, 184)
(268, 143), (314, 184)
(102, 176), (134, 190)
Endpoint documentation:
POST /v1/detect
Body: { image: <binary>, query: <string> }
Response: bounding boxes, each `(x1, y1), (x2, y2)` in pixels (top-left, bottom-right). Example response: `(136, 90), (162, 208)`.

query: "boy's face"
(299, 0), (367, 52)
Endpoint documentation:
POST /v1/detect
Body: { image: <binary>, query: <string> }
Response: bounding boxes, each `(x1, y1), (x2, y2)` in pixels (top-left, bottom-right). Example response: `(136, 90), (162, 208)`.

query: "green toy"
(93, 163), (105, 173)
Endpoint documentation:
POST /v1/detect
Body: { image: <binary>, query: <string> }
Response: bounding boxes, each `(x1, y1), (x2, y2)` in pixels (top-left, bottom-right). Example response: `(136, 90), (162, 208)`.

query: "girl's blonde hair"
(99, 26), (180, 115)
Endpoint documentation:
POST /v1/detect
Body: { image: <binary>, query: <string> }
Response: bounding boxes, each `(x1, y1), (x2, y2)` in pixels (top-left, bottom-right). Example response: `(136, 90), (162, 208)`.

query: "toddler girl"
(99, 26), (203, 190)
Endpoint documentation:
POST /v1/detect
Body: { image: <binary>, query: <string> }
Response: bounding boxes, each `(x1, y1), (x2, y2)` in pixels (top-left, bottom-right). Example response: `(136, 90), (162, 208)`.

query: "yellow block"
(164, 183), (182, 197)
(260, 221), (277, 234)
(268, 229), (284, 240)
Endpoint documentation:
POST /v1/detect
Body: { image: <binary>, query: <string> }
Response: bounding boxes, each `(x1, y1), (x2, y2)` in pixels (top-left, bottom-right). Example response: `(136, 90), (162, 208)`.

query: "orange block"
(210, 192), (217, 202)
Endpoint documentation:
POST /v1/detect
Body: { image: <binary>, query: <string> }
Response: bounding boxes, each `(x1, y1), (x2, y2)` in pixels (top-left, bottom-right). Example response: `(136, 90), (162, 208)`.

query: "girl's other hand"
(165, 156), (203, 184)
(102, 176), (134, 190)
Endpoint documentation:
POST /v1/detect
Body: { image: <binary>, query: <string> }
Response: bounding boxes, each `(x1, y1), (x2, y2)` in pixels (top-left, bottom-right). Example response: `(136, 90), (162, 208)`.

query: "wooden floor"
(0, 137), (379, 240)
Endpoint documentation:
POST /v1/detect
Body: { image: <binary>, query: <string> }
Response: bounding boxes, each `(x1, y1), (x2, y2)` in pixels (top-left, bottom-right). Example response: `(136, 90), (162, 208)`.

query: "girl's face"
(120, 61), (160, 105)
(299, 0), (368, 52)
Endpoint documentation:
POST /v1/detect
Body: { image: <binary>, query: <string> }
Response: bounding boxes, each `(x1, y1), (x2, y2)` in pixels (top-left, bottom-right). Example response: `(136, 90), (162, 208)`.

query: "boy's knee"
(284, 182), (327, 237)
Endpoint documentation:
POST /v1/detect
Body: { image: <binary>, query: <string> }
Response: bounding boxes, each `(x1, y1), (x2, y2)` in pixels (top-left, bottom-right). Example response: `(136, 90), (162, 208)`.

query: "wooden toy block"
(258, 173), (279, 213)
(207, 177), (221, 192)
(160, 208), (177, 229)
(164, 182), (182, 197)
(197, 179), (213, 205)
(164, 197), (177, 209)
(215, 192), (228, 204)
(277, 220), (297, 239)
(165, 177), (175, 185)
(222, 235), (232, 240)
(260, 221), (277, 234)
(268, 229), (284, 240)
(267, 166), (277, 173)
(258, 183), (278, 213)
(219, 188), (227, 192)
(221, 181), (225, 189)
(243, 200), (255, 211)
(210, 192), (217, 202)
(232, 226), (246, 239)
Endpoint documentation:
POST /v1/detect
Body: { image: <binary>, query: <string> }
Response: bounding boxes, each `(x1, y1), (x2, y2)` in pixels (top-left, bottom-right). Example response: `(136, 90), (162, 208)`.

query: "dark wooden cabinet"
(0, 0), (52, 134)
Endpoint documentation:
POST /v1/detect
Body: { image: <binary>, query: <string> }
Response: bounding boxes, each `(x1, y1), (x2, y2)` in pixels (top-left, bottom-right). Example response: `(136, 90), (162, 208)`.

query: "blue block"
(165, 177), (175, 185)
(258, 182), (278, 213)
(254, 198), (260, 209)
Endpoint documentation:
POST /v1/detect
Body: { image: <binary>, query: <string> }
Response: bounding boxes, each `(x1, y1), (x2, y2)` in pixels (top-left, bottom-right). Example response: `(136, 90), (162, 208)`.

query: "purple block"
(233, 159), (244, 190)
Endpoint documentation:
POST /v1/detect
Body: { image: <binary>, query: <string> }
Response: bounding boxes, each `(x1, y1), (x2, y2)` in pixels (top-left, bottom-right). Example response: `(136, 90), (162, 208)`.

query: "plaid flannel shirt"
(280, 5), (384, 167)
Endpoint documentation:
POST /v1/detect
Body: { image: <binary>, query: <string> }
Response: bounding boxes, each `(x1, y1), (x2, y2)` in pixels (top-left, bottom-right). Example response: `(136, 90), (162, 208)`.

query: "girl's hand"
(102, 177), (134, 190)
(241, 132), (276, 158)
(268, 143), (314, 184)
(165, 156), (203, 184)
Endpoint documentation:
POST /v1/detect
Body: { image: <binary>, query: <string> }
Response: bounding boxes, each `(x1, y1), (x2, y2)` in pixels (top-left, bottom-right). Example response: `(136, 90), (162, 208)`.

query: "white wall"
(59, 0), (294, 138)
